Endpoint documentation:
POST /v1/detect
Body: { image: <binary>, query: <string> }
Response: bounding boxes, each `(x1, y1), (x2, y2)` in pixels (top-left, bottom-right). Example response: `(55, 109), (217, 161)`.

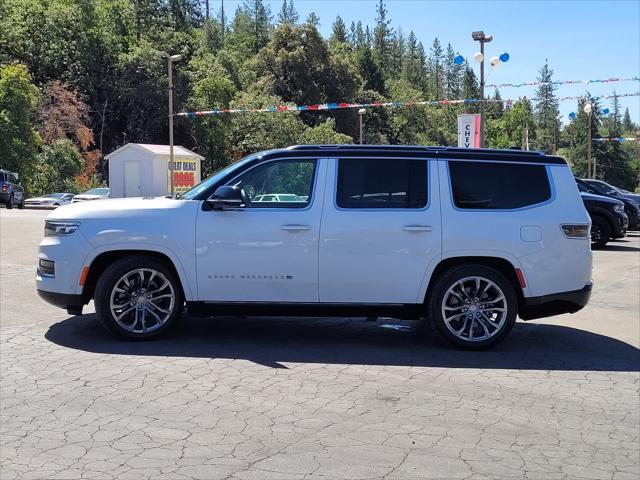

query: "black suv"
(577, 181), (628, 248)
(579, 178), (640, 230)
(0, 170), (25, 209)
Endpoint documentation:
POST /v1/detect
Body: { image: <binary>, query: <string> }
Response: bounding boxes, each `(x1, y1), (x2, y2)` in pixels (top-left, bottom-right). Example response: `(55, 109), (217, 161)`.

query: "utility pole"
(221, 0), (225, 40)
(584, 101), (593, 178)
(358, 109), (366, 144)
(163, 53), (182, 197)
(472, 31), (493, 148)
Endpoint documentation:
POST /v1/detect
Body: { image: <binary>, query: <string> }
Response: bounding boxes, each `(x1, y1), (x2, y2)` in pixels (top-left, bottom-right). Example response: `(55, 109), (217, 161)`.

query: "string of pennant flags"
(593, 137), (639, 143)
(485, 76), (639, 89)
(177, 91), (640, 118)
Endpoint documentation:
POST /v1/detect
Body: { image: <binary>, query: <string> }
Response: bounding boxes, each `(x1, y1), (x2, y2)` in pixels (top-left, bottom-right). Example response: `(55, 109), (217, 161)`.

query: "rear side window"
(449, 161), (551, 209)
(337, 158), (428, 209)
(0, 173), (5, 181)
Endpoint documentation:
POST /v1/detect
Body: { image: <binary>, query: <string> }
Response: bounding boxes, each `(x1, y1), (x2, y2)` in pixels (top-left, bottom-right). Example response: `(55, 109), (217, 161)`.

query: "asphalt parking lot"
(1, 208), (639, 480)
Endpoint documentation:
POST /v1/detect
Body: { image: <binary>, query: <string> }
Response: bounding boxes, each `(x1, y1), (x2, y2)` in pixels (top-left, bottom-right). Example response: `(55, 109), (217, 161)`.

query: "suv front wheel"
(94, 256), (183, 339)
(428, 265), (517, 349)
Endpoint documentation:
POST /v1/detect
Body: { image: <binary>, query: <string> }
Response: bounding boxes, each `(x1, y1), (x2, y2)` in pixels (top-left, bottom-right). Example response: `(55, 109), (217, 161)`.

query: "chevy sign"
(457, 114), (480, 148)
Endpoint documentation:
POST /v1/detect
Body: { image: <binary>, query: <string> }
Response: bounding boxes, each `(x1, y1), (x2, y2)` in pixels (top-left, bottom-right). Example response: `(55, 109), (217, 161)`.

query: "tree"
(277, 0), (298, 26)
(0, 64), (40, 182)
(622, 107), (634, 132)
(305, 12), (320, 28)
(301, 119), (352, 144)
(242, 0), (272, 53)
(444, 43), (462, 99)
(330, 16), (348, 45)
(461, 63), (479, 111)
(428, 38), (444, 99)
(562, 95), (606, 178)
(30, 140), (84, 195)
(373, 0), (392, 73)
(534, 61), (561, 153)
(357, 47), (386, 94)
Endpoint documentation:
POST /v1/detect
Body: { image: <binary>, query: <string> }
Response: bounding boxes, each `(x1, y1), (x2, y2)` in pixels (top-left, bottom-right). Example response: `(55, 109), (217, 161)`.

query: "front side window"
(449, 161), (551, 210)
(231, 159), (316, 208)
(337, 158), (428, 209)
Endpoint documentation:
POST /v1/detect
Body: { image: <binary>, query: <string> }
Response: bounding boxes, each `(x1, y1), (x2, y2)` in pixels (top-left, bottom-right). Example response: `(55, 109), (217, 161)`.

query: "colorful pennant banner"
(177, 92), (640, 118)
(593, 137), (639, 143)
(486, 76), (639, 89)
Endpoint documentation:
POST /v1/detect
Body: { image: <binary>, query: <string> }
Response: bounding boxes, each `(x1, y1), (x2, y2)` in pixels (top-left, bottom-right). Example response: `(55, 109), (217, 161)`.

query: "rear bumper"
(37, 290), (85, 315)
(0, 192), (10, 202)
(519, 283), (592, 320)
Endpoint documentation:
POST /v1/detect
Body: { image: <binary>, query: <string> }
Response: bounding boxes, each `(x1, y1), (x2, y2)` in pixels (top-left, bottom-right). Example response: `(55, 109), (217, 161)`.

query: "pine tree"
(534, 61), (561, 153)
(563, 95), (606, 178)
(277, 0), (298, 25)
(462, 63), (480, 111)
(373, 0), (392, 72)
(330, 16), (348, 44)
(444, 43), (462, 99)
(622, 107), (634, 132)
(429, 38), (444, 99)
(242, 0), (272, 53)
(306, 12), (320, 28)
(610, 91), (621, 131)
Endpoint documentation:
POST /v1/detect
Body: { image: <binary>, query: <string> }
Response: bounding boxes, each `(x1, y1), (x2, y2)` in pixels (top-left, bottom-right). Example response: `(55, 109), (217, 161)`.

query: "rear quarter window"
(449, 161), (551, 210)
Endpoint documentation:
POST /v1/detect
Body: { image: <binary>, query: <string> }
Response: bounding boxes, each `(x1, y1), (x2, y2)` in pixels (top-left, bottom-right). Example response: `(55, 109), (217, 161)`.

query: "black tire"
(94, 255), (183, 339)
(428, 265), (518, 349)
(17, 196), (24, 209)
(6, 194), (13, 209)
(590, 215), (611, 249)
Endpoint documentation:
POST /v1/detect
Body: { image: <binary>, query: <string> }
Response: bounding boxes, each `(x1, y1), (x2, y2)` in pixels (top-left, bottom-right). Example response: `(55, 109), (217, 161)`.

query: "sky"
(219, 0), (640, 124)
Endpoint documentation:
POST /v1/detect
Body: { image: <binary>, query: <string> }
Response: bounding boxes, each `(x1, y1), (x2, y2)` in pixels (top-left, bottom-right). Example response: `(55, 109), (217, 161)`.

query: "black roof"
(254, 145), (566, 165)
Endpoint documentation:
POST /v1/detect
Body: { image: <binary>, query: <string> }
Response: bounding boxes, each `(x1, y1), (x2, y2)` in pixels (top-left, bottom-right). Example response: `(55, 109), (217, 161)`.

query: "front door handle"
(281, 224), (311, 232)
(402, 225), (433, 232)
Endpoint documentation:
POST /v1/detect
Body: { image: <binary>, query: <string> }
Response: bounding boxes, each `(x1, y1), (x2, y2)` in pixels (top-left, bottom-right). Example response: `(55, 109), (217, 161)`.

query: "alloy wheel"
(109, 268), (176, 334)
(441, 276), (508, 342)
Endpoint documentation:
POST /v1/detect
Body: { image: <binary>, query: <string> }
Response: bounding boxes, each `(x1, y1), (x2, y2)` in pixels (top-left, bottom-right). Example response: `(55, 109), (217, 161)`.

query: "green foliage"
(534, 61), (561, 153)
(0, 64), (40, 180)
(301, 119), (352, 144)
(29, 140), (83, 195)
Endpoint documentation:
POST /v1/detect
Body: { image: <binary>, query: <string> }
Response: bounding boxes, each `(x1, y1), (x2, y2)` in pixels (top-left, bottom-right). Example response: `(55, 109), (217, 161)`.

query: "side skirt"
(186, 301), (425, 320)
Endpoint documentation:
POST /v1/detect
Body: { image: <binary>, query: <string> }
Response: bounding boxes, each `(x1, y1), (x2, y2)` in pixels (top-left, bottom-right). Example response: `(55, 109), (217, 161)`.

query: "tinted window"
(0, 172), (5, 181)
(449, 161), (551, 209)
(231, 159), (316, 208)
(337, 159), (428, 209)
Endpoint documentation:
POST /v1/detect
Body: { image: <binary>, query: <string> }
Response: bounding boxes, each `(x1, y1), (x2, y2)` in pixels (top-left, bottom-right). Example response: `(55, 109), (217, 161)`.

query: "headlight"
(44, 220), (80, 236)
(613, 204), (624, 213)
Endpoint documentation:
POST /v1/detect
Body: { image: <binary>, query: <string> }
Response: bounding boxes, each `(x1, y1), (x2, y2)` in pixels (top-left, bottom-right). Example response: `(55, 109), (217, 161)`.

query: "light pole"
(358, 108), (366, 144)
(471, 31), (492, 148)
(163, 53), (182, 197)
(584, 102), (593, 178)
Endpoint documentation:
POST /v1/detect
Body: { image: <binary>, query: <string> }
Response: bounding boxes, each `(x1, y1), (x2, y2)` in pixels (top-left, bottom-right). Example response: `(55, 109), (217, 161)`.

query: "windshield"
(180, 154), (260, 200)
(84, 188), (109, 196)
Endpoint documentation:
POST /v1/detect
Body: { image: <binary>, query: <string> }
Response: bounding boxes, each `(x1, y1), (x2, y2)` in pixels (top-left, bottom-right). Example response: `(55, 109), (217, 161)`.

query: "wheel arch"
(589, 211), (614, 237)
(423, 256), (525, 312)
(82, 249), (190, 303)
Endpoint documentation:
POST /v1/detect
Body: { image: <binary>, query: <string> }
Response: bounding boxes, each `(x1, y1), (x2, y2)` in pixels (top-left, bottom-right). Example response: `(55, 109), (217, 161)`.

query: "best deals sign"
(167, 159), (200, 193)
(458, 114), (480, 148)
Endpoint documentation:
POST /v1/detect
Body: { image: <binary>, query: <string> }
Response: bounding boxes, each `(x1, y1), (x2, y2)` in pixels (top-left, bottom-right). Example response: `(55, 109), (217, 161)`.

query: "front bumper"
(37, 290), (85, 315)
(519, 283), (592, 320)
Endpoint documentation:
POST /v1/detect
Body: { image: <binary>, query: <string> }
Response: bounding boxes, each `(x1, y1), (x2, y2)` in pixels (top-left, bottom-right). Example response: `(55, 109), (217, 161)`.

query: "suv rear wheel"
(94, 256), (183, 339)
(428, 265), (517, 349)
(590, 215), (610, 249)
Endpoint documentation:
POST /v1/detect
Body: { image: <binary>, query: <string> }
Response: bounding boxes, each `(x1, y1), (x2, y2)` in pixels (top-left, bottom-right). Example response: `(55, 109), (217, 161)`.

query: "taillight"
(561, 224), (590, 239)
(1, 184), (7, 192)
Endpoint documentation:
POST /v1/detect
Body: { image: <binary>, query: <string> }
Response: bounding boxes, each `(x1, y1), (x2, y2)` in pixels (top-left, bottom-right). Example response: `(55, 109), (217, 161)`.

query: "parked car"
(71, 188), (110, 203)
(579, 191), (627, 248)
(0, 169), (25, 209)
(25, 193), (75, 208)
(36, 145), (592, 349)
(580, 179), (640, 229)
(253, 193), (306, 203)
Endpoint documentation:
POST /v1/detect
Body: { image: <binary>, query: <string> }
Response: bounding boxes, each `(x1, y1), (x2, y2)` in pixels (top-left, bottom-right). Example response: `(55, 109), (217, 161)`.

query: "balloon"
(568, 112), (576, 120)
(499, 52), (510, 62)
(583, 103), (592, 114)
(489, 56), (501, 68)
(602, 108), (610, 115)
(454, 55), (464, 65)
(473, 52), (484, 63)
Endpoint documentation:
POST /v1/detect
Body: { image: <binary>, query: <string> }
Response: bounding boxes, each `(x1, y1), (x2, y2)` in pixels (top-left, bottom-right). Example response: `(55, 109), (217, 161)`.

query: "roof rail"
(285, 144), (544, 156)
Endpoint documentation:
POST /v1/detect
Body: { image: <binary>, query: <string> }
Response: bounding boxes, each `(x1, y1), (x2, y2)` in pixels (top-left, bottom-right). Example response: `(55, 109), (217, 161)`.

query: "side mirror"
(206, 185), (248, 210)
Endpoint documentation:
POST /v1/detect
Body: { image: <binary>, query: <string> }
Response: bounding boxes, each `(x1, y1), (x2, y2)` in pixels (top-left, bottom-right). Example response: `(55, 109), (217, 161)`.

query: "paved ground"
(1, 208), (639, 480)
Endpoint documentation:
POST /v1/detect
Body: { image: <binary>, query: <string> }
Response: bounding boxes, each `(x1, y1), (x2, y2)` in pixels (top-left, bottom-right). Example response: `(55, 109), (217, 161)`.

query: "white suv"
(36, 145), (592, 348)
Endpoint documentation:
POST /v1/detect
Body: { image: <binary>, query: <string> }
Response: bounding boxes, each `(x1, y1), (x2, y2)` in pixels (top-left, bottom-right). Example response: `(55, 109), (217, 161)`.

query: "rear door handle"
(402, 225), (433, 232)
(281, 224), (311, 232)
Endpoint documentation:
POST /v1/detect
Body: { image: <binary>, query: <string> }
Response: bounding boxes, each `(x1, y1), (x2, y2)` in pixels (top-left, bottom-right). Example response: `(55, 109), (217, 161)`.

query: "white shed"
(105, 143), (204, 198)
